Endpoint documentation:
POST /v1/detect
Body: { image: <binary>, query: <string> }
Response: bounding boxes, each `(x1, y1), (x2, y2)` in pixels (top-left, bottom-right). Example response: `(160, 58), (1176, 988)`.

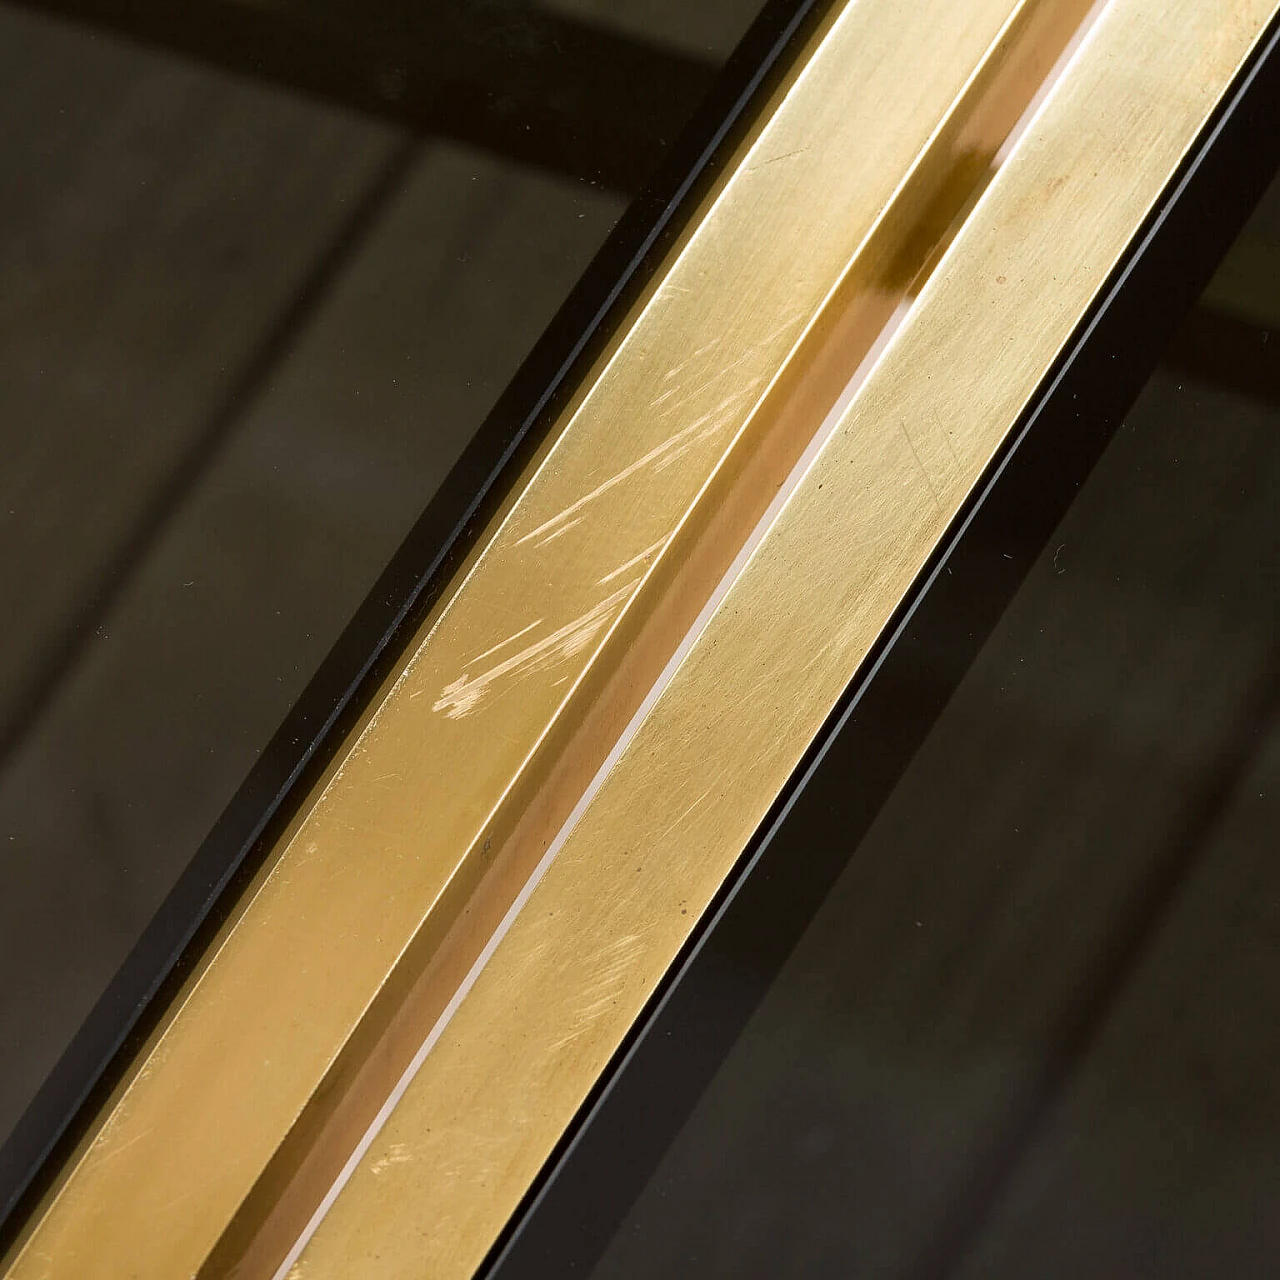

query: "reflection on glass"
(0, 0), (770, 1208)
(582, 173), (1280, 1276)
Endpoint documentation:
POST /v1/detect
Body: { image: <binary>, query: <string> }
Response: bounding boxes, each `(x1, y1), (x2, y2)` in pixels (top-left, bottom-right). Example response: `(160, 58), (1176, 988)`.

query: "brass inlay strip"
(282, 0), (1280, 1275)
(3, 1), (1092, 1276)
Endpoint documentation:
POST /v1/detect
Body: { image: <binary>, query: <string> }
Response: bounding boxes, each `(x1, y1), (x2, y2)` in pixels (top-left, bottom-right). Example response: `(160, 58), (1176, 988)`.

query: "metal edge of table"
(0, 0), (1079, 1275)
(276, 0), (1280, 1276)
(483, 14), (1280, 1274)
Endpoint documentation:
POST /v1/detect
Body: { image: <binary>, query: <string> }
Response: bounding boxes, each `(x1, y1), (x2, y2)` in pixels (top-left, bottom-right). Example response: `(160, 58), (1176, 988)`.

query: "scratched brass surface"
(282, 0), (1280, 1276)
(0, 0), (1077, 1276)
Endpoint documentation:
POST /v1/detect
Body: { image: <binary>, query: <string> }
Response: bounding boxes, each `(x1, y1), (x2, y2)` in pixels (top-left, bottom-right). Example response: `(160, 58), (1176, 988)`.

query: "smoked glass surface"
(495, 141), (1280, 1280)
(0, 0), (774, 1221)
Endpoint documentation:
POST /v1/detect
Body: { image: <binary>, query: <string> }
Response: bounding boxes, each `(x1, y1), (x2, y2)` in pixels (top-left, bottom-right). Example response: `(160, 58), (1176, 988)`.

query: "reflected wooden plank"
(0, 4), (399, 745)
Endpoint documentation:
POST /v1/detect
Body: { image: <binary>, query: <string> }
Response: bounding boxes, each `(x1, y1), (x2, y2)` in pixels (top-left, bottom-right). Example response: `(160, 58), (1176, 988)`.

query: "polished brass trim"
(278, 0), (1280, 1276)
(2, 1), (1095, 1276)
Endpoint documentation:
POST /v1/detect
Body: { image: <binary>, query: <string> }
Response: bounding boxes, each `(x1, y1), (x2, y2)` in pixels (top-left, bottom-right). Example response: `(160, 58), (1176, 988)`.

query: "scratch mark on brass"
(465, 619), (544, 669)
(513, 411), (744, 550)
(596, 537), (670, 587)
(429, 583), (638, 720)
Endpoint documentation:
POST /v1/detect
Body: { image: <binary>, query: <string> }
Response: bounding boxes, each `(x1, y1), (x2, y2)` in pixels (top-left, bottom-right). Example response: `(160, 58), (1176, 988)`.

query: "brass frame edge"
(283, 0), (1280, 1275)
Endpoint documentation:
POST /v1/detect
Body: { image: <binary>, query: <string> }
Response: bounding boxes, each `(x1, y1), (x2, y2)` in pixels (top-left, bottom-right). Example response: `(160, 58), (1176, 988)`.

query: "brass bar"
(280, 0), (1280, 1276)
(221, 5), (1091, 1275)
(1, 0), (1084, 1276)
